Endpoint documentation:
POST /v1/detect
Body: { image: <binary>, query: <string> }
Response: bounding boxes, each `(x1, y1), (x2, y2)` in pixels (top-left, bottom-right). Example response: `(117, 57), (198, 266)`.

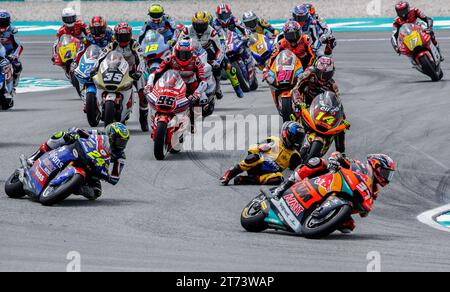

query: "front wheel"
(103, 100), (116, 127)
(280, 98), (294, 123)
(86, 92), (100, 127)
(39, 174), (85, 206)
(233, 61), (251, 92)
(419, 55), (442, 82)
(5, 170), (26, 198)
(154, 121), (168, 161)
(70, 72), (82, 98)
(250, 75), (259, 91)
(301, 204), (353, 239)
(241, 194), (269, 232)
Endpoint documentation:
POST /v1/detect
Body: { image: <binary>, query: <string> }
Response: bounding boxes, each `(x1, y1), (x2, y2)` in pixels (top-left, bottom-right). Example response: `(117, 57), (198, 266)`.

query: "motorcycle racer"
(138, 3), (177, 46)
(293, 56), (339, 107)
(272, 152), (396, 233)
(266, 21), (315, 73)
(94, 23), (148, 132)
(146, 38), (208, 133)
(0, 10), (23, 91)
(292, 4), (335, 57)
(26, 123), (130, 200)
(180, 11), (225, 99)
(213, 3), (250, 37)
(242, 11), (279, 38)
(391, 1), (444, 61)
(55, 8), (88, 40)
(220, 122), (305, 186)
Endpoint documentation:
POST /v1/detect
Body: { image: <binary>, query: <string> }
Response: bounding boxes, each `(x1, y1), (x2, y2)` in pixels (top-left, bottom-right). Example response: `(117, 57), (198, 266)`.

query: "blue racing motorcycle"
(140, 30), (171, 81)
(225, 30), (258, 92)
(0, 44), (15, 110)
(74, 45), (102, 127)
(5, 135), (112, 206)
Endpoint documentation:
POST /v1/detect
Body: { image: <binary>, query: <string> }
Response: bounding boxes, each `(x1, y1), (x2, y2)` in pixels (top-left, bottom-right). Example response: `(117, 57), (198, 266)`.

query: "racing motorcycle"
(5, 135), (112, 206)
(265, 50), (304, 122)
(248, 33), (275, 70)
(146, 70), (191, 160)
(140, 30), (171, 81)
(241, 163), (375, 239)
(226, 30), (258, 92)
(54, 34), (83, 93)
(74, 45), (102, 126)
(396, 23), (443, 81)
(0, 44), (15, 110)
(92, 51), (134, 127)
(195, 47), (217, 117)
(297, 91), (348, 161)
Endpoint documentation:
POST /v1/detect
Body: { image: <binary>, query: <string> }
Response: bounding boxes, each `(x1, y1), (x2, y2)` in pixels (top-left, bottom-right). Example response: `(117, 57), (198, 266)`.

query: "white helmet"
(62, 7), (77, 27)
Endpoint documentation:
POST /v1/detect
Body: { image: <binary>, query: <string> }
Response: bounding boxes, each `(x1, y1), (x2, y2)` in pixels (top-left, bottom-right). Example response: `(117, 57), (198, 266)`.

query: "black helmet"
(281, 122), (306, 149)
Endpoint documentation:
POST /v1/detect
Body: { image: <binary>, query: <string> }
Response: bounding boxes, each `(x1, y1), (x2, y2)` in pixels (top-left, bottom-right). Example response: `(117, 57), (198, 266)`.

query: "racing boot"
(233, 85), (244, 98)
(338, 217), (356, 234)
(215, 77), (223, 100)
(27, 143), (50, 166)
(220, 165), (244, 186)
(226, 64), (244, 98)
(76, 179), (102, 201)
(139, 90), (149, 132)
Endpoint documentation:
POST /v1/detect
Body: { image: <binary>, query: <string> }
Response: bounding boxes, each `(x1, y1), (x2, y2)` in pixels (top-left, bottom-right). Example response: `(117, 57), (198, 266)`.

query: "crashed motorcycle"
(92, 51), (134, 126)
(146, 70), (191, 160)
(396, 23), (443, 81)
(225, 30), (258, 92)
(5, 135), (112, 206)
(265, 50), (304, 122)
(241, 163), (375, 239)
(297, 91), (348, 161)
(74, 45), (102, 126)
(0, 44), (15, 110)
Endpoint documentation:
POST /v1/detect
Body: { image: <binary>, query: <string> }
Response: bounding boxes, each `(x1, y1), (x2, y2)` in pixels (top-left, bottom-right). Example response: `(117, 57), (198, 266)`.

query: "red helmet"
(367, 154), (396, 187)
(395, 1), (410, 19)
(283, 21), (302, 47)
(216, 3), (232, 25)
(174, 38), (195, 66)
(90, 16), (107, 40)
(315, 56), (335, 85)
(114, 22), (132, 47)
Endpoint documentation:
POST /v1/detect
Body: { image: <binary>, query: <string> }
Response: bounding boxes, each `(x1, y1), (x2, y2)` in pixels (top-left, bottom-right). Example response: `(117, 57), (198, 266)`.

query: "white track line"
(417, 204), (450, 233)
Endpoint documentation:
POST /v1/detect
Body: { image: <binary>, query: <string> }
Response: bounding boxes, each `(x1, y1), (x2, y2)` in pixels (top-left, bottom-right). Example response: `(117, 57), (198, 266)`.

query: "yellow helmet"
(192, 11), (209, 34)
(149, 4), (164, 24)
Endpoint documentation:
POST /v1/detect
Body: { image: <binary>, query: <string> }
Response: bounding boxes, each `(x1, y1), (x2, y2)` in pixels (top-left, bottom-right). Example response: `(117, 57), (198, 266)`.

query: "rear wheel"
(301, 204), (353, 239)
(39, 174), (84, 206)
(103, 100), (116, 127)
(1, 93), (13, 110)
(233, 62), (251, 92)
(154, 121), (168, 161)
(280, 98), (293, 122)
(5, 170), (26, 199)
(250, 75), (259, 91)
(86, 92), (100, 127)
(241, 194), (269, 232)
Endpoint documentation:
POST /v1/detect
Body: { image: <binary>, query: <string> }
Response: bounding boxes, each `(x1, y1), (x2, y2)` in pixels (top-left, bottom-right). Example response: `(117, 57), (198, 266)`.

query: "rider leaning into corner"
(138, 3), (177, 46)
(0, 11), (23, 96)
(221, 122), (306, 186)
(179, 11), (225, 100)
(93, 23), (148, 132)
(26, 123), (130, 201)
(391, 0), (444, 61)
(272, 152), (396, 234)
(146, 38), (208, 134)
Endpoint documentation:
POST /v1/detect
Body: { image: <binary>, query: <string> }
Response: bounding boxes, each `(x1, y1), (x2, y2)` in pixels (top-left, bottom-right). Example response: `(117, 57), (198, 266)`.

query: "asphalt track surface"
(1, 32), (450, 272)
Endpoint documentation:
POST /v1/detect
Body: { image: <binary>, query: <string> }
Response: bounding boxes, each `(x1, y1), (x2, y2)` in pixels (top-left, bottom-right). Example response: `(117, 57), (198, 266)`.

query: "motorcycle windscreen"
(142, 30), (166, 57)
(84, 45), (102, 61)
(310, 91), (344, 132)
(157, 70), (185, 90)
(275, 50), (298, 84)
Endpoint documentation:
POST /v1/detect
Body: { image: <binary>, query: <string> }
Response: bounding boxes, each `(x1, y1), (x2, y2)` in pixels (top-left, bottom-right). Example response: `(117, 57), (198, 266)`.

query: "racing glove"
(327, 156), (341, 172)
(343, 120), (351, 132)
(167, 39), (176, 47)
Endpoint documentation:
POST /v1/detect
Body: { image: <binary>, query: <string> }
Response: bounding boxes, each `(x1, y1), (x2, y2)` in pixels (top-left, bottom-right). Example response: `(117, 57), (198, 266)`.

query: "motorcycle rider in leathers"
(272, 152), (396, 233)
(26, 123), (130, 201)
(146, 38), (208, 134)
(138, 3), (177, 46)
(391, 1), (444, 61)
(0, 10), (23, 101)
(221, 122), (305, 186)
(242, 11), (279, 38)
(292, 4), (336, 57)
(93, 23), (149, 132)
(180, 11), (225, 99)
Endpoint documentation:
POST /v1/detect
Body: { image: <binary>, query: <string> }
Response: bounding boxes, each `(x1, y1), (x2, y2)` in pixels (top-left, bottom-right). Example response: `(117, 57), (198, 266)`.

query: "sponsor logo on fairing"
(284, 194), (304, 216)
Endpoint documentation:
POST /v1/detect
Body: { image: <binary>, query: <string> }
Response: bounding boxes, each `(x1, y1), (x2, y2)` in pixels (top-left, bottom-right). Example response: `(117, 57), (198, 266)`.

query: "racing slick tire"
(233, 62), (251, 92)
(280, 98), (294, 123)
(419, 55), (442, 82)
(86, 92), (100, 127)
(39, 174), (85, 206)
(5, 170), (26, 199)
(154, 121), (168, 161)
(301, 204), (353, 239)
(250, 75), (259, 91)
(241, 194), (269, 232)
(103, 100), (116, 127)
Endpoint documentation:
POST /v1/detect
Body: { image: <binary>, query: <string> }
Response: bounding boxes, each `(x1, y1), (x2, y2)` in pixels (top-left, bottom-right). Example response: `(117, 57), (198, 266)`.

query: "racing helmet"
(216, 4), (232, 25)
(174, 38), (195, 66)
(114, 22), (132, 47)
(62, 7), (77, 28)
(149, 4), (165, 25)
(293, 4), (310, 26)
(281, 122), (306, 150)
(89, 16), (107, 40)
(192, 11), (210, 35)
(242, 11), (258, 32)
(105, 122), (130, 153)
(315, 56), (336, 85)
(0, 11), (11, 32)
(367, 154), (396, 187)
(283, 21), (302, 47)
(395, 1), (410, 19)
